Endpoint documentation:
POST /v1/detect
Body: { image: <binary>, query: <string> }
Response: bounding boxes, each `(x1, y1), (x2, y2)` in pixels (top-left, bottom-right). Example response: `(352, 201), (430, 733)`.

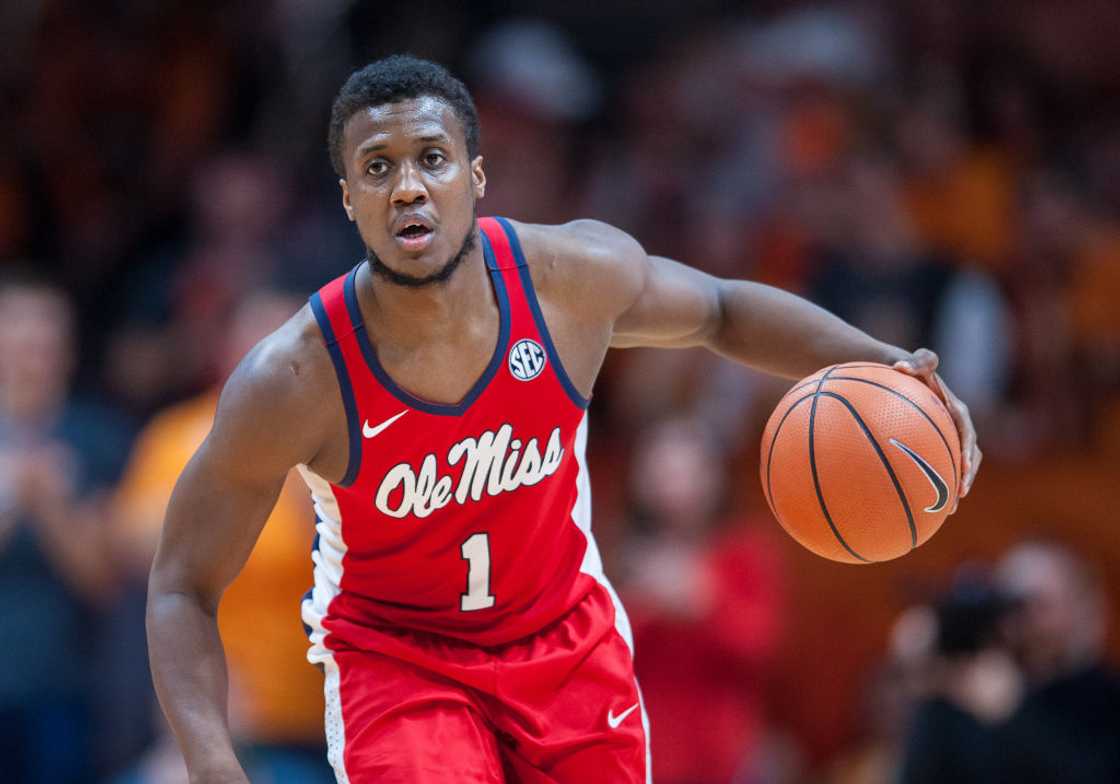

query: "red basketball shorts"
(318, 584), (650, 783)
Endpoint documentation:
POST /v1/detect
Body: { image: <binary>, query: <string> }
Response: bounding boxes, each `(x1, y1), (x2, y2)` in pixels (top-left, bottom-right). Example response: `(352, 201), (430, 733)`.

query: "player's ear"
(471, 156), (486, 199)
(339, 178), (355, 222)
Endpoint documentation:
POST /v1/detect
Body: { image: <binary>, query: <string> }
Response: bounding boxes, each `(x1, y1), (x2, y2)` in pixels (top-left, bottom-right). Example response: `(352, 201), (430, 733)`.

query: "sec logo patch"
(508, 338), (547, 381)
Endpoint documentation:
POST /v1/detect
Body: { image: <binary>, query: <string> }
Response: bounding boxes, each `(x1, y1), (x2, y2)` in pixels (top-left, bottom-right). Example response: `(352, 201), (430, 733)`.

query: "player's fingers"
(893, 355), (979, 503)
(913, 347), (940, 374)
(962, 445), (983, 497)
(893, 348), (940, 377)
(951, 399), (979, 497)
(932, 372), (953, 407)
(894, 352), (947, 405)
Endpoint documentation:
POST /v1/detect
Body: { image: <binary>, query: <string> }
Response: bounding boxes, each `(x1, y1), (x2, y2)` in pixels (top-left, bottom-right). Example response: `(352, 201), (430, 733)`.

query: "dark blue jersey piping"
(342, 238), (511, 417)
(309, 292), (361, 486)
(494, 217), (591, 409)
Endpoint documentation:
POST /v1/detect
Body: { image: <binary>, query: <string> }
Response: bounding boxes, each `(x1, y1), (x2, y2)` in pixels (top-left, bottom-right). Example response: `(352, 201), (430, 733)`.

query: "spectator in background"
(802, 151), (1015, 425)
(1062, 171), (1120, 448)
(899, 543), (1120, 784)
(620, 419), (788, 784)
(897, 572), (1019, 784)
(105, 151), (294, 417)
(0, 272), (132, 784)
(994, 540), (1120, 783)
(1004, 172), (1087, 452)
(108, 290), (332, 784)
(828, 606), (939, 784)
(827, 663), (914, 784)
(896, 86), (1019, 273)
(806, 155), (953, 354)
(467, 19), (598, 225)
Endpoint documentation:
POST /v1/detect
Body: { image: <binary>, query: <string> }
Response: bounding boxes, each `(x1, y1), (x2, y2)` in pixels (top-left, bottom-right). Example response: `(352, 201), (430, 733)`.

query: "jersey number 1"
(460, 532), (496, 611)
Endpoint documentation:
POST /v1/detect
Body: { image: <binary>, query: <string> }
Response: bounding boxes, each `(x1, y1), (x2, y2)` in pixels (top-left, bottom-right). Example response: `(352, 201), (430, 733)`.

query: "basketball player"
(147, 55), (981, 783)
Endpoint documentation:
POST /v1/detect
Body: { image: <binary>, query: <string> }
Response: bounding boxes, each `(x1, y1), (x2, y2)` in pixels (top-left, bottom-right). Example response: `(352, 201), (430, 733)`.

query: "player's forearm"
(146, 586), (246, 783)
(709, 280), (909, 378)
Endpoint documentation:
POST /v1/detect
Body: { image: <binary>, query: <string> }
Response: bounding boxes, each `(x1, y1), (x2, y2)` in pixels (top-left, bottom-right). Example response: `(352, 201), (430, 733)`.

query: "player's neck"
(359, 248), (492, 345)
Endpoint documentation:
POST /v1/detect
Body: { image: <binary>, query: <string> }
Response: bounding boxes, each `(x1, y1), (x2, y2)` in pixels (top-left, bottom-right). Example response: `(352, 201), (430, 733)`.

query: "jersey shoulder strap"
(309, 267), (363, 486)
(477, 217), (590, 409)
(478, 216), (524, 270)
(479, 217), (534, 342)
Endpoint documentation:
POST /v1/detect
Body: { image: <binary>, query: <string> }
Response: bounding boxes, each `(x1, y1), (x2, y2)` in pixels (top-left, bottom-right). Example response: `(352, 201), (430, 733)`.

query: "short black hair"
(328, 55), (480, 177)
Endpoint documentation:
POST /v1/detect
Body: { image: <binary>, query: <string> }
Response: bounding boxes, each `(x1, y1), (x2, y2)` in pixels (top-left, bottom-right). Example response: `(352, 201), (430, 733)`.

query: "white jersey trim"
(297, 464), (351, 784)
(570, 414), (652, 783)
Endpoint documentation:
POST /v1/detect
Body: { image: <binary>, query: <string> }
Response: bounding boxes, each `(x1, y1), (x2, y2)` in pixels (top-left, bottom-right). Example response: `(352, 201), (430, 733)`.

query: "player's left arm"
(569, 220), (981, 496)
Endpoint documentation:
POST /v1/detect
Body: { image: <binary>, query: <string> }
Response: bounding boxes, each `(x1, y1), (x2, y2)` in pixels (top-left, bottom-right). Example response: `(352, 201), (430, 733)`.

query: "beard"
(368, 221), (478, 288)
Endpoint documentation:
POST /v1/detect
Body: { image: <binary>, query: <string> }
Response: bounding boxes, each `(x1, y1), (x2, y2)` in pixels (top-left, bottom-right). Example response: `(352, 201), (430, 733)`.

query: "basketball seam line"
(782, 364), (895, 398)
(821, 376), (959, 499)
(809, 368), (870, 563)
(765, 392), (815, 518)
(819, 390), (918, 549)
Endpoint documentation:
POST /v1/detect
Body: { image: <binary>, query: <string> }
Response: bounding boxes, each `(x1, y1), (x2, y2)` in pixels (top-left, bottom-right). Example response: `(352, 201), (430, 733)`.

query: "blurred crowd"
(859, 541), (1120, 784)
(3, 0), (1120, 782)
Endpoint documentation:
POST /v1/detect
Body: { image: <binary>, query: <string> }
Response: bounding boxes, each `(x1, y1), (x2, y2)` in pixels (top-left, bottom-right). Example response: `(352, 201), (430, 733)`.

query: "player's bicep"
(611, 254), (723, 349)
(152, 440), (286, 610)
(150, 345), (322, 609)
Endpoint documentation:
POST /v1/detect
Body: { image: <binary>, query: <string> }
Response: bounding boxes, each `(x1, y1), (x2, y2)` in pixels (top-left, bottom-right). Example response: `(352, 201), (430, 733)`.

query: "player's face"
(339, 96), (485, 281)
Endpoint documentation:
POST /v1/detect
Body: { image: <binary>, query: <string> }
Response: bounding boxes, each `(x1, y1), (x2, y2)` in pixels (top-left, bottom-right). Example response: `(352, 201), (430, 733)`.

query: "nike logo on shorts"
(607, 703), (639, 729)
(363, 410), (408, 440)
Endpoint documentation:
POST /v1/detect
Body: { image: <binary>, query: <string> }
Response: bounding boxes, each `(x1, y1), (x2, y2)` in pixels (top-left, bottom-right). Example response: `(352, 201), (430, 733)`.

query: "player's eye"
(423, 151), (446, 168)
(367, 159), (389, 176)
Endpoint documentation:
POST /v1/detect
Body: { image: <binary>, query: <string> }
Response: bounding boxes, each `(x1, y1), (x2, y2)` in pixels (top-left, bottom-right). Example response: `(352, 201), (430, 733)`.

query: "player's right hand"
(894, 348), (983, 507)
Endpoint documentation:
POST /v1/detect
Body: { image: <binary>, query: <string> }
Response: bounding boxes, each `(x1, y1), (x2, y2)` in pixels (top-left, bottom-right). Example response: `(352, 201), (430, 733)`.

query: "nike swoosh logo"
(363, 410), (408, 440)
(607, 703), (639, 729)
(889, 438), (950, 513)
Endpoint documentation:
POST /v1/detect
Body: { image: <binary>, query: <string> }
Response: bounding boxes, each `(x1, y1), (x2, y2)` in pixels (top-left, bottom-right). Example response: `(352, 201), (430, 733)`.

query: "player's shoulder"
(503, 218), (647, 317)
(202, 302), (340, 471)
(507, 218), (644, 271)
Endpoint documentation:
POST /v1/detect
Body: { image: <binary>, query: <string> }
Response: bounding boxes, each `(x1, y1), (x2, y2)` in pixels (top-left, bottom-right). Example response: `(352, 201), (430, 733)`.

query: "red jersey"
(299, 217), (620, 657)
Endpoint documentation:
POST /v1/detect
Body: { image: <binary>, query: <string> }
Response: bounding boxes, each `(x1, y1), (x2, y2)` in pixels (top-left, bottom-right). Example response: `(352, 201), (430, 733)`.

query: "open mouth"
(394, 221), (435, 252)
(396, 224), (432, 239)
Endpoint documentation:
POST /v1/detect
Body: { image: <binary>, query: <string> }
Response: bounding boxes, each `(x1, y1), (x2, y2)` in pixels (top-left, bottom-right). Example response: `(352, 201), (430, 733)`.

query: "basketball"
(761, 363), (961, 563)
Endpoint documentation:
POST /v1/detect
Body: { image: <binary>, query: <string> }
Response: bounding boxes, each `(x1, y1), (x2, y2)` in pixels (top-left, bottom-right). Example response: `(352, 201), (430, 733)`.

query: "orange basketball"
(760, 363), (961, 563)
